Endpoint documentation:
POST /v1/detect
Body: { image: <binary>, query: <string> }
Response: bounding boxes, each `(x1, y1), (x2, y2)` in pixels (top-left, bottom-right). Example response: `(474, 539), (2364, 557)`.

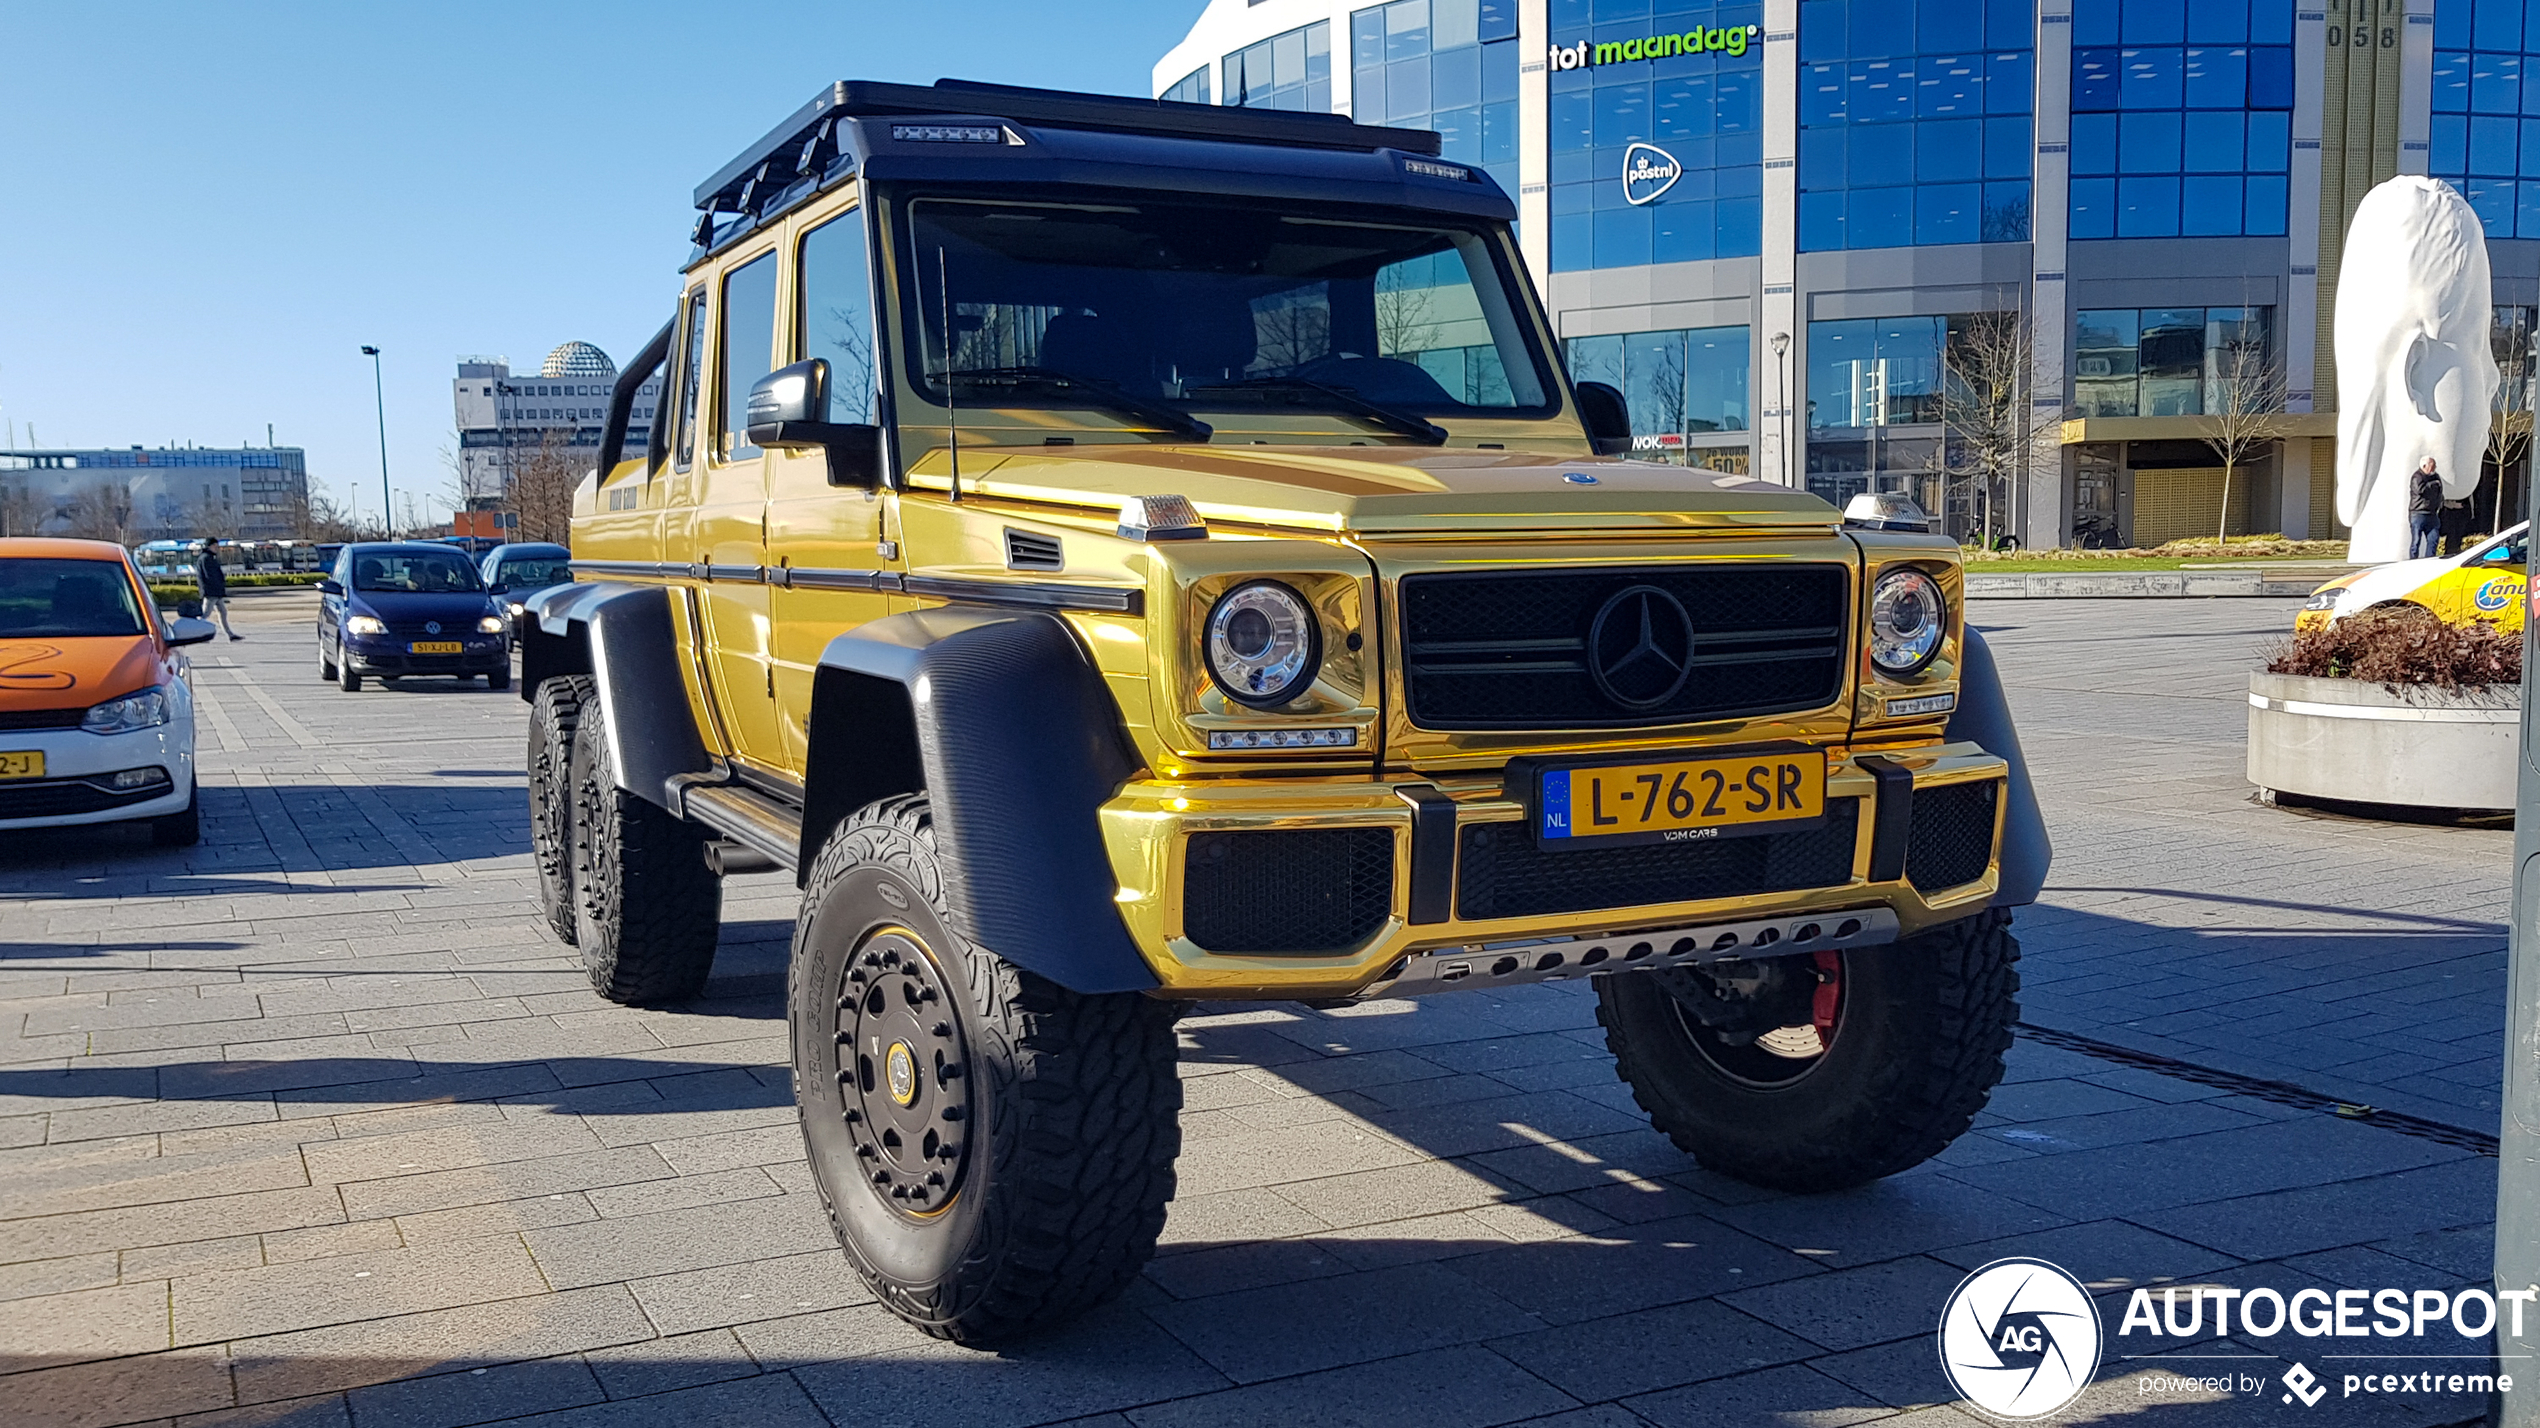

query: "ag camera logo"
(1937, 1258), (2103, 1418)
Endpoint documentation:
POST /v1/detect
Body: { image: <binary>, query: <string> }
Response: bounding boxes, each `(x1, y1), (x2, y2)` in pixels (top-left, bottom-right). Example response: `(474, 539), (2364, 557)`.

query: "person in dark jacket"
(197, 540), (241, 640)
(2409, 458), (2444, 560)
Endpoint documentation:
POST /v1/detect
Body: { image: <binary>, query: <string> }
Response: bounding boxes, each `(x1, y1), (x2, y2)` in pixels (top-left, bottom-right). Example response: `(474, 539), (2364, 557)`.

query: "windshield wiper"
(1191, 377), (1449, 445)
(942, 365), (1212, 441)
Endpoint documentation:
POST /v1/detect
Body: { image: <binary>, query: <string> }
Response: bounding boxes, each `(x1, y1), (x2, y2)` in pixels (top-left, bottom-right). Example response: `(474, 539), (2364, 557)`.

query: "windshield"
(901, 197), (1551, 428)
(0, 559), (146, 638)
(496, 558), (571, 589)
(352, 551), (484, 594)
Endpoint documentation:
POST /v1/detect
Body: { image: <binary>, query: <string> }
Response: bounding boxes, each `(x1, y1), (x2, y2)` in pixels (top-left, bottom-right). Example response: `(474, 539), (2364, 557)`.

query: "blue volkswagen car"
(316, 543), (510, 692)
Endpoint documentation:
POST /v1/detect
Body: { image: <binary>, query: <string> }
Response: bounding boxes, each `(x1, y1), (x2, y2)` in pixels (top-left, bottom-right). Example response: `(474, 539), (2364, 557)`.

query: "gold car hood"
(912, 444), (1840, 536)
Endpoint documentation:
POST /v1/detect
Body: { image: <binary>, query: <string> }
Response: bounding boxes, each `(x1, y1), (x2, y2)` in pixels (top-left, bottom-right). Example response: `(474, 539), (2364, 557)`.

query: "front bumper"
(1101, 742), (2008, 1000)
(0, 719), (195, 830)
(344, 636), (508, 675)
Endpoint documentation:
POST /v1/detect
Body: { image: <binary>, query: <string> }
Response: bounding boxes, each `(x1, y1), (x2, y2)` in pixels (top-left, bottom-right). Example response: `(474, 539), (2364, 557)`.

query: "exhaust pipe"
(702, 840), (780, 877)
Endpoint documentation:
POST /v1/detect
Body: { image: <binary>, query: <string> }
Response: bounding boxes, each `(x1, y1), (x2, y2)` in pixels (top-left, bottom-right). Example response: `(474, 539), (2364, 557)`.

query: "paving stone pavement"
(0, 590), (2509, 1427)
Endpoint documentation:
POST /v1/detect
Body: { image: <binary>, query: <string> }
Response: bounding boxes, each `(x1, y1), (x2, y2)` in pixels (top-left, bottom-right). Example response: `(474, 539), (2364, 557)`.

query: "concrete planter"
(2247, 672), (2520, 811)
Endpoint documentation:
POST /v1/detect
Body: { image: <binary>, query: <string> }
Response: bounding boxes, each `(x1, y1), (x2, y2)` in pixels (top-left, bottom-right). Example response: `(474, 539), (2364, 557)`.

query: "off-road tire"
(791, 795), (1181, 1345)
(150, 789), (201, 848)
(1597, 908), (2019, 1193)
(527, 675), (590, 945)
(564, 699), (720, 1002)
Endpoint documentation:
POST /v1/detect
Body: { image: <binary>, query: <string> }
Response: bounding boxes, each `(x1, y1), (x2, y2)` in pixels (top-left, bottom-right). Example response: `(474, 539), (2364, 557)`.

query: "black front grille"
(1183, 827), (1394, 954)
(0, 707), (85, 731)
(0, 778), (161, 820)
(1907, 780), (1999, 893)
(1457, 799), (1860, 921)
(1399, 566), (1849, 729)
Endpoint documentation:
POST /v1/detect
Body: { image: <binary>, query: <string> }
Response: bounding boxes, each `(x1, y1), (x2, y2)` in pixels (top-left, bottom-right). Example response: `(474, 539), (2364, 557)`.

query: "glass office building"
(1158, 0), (2533, 546)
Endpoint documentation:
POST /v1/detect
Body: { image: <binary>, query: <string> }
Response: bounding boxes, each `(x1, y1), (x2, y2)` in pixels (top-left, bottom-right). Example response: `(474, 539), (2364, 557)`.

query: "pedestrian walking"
(197, 540), (242, 640)
(2409, 458), (2444, 560)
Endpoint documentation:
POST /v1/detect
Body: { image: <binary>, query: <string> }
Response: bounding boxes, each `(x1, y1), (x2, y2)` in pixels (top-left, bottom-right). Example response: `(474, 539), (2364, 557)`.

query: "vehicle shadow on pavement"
(0, 1053), (797, 1114)
(0, 783), (527, 875)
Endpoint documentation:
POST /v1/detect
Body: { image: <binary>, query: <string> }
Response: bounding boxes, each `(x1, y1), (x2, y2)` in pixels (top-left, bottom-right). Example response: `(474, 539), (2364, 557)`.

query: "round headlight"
(1868, 568), (1946, 677)
(1206, 580), (1322, 709)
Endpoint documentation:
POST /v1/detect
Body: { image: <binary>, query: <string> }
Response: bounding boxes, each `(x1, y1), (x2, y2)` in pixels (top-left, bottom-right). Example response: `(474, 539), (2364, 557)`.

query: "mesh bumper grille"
(1183, 827), (1395, 954)
(1906, 780), (1999, 893)
(1456, 799), (1861, 922)
(1399, 565), (1848, 729)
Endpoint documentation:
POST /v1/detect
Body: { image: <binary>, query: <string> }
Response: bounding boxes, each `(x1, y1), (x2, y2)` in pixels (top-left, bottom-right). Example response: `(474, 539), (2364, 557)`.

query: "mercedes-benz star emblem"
(1587, 584), (1695, 710)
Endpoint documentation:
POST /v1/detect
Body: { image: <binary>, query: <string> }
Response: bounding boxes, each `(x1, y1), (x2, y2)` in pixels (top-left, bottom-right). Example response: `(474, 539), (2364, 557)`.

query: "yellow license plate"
(1537, 750), (1826, 846)
(0, 750), (44, 780)
(409, 641), (462, 654)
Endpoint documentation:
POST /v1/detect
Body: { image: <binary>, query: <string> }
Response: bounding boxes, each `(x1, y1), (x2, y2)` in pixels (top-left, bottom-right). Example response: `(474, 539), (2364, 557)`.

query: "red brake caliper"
(1810, 950), (1843, 1035)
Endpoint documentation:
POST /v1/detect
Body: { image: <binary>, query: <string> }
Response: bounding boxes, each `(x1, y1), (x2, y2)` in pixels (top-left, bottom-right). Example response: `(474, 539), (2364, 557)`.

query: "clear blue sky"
(0, 1), (1203, 526)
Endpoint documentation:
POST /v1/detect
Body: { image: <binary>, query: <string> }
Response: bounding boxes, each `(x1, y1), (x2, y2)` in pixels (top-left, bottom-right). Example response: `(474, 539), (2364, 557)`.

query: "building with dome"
(450, 341), (662, 511)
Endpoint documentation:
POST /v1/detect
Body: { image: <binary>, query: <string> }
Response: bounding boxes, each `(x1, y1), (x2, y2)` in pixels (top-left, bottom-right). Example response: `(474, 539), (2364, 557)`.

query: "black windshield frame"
(880, 185), (1562, 430)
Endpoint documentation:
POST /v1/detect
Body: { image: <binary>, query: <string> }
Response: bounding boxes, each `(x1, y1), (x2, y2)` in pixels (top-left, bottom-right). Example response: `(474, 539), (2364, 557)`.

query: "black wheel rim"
(836, 925), (972, 1220)
(1668, 949), (1845, 1090)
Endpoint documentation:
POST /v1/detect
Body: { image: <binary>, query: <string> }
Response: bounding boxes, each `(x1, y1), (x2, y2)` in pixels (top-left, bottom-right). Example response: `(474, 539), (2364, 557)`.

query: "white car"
(0, 538), (218, 845)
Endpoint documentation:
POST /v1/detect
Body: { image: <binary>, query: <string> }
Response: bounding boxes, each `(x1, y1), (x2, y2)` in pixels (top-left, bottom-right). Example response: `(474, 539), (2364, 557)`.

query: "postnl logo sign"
(2474, 575), (2523, 612)
(1623, 143), (1683, 206)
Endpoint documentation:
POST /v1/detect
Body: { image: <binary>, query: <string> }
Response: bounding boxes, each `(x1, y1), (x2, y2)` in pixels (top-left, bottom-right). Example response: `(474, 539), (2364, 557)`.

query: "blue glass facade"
(1796, 0), (2036, 252)
(1352, 0), (1521, 196)
(1563, 325), (1751, 442)
(1229, 21), (1332, 111)
(2067, 0), (2294, 240)
(2431, 0), (2540, 237)
(1163, 66), (1210, 105)
(1547, 0), (1765, 271)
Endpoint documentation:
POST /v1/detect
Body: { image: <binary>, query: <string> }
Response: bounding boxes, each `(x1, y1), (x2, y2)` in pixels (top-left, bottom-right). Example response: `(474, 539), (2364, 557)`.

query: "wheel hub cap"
(836, 926), (970, 1217)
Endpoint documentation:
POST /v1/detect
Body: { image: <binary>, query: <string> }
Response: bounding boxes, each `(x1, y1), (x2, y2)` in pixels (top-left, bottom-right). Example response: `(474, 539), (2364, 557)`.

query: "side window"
(717, 252), (781, 460)
(674, 290), (707, 471)
(799, 210), (877, 424)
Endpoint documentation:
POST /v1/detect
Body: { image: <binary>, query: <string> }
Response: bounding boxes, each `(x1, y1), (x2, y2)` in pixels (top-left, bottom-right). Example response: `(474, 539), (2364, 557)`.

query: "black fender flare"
(805, 607), (1156, 995)
(1945, 625), (2051, 906)
(519, 582), (713, 812)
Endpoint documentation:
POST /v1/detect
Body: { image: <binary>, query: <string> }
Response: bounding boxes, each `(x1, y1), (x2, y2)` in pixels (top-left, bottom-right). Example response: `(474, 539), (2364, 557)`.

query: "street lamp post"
(1770, 331), (1792, 487)
(360, 346), (390, 537)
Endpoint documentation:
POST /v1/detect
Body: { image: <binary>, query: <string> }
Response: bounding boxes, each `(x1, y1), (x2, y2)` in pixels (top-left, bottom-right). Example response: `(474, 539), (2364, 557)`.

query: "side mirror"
(317, 578), (343, 595)
(167, 616), (219, 647)
(1573, 381), (1633, 456)
(488, 582), (508, 596)
(747, 358), (886, 488)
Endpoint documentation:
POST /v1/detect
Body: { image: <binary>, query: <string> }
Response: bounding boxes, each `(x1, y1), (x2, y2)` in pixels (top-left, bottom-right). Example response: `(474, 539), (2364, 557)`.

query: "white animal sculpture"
(2335, 175), (2498, 563)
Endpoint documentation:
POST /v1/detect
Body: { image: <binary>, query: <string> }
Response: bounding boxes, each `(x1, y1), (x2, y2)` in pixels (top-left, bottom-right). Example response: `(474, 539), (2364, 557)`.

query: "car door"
(767, 198), (899, 774)
(693, 246), (786, 768)
(320, 550), (349, 656)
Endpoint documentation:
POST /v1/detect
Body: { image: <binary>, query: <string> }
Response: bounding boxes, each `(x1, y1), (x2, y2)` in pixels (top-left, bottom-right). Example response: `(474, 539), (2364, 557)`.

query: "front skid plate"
(1358, 906), (1902, 1000)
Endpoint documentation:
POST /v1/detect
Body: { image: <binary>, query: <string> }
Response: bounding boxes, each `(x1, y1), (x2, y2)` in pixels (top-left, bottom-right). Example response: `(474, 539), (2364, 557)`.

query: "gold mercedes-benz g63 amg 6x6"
(520, 79), (2051, 1346)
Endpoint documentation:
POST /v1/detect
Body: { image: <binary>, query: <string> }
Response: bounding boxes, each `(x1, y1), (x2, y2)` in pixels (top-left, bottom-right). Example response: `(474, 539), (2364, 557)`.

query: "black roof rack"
(692, 78), (1444, 216)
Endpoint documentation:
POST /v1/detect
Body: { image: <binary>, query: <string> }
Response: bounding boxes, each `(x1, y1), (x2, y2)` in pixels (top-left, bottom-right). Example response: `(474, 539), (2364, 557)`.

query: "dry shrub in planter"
(2266, 608), (2521, 688)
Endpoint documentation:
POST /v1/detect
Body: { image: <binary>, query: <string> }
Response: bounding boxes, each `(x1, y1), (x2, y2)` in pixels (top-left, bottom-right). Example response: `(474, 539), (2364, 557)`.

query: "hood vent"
(1003, 528), (1064, 571)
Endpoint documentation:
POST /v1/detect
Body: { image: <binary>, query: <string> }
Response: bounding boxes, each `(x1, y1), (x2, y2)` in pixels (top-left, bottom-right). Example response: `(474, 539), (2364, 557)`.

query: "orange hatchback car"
(0, 538), (218, 845)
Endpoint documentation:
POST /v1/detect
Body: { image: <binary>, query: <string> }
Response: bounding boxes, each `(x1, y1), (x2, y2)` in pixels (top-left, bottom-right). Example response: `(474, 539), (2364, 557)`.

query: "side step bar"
(1359, 907), (1901, 1000)
(684, 782), (803, 875)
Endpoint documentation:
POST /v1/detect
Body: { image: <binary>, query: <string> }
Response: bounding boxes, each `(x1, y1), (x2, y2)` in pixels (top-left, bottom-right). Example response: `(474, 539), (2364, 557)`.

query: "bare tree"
(2199, 317), (2292, 546)
(509, 428), (586, 545)
(1374, 279), (1441, 361)
(62, 482), (135, 545)
(1252, 293), (1332, 374)
(279, 481), (355, 543)
(1936, 311), (2060, 549)
(2488, 311), (2535, 534)
(0, 481), (43, 537)
(188, 496), (240, 543)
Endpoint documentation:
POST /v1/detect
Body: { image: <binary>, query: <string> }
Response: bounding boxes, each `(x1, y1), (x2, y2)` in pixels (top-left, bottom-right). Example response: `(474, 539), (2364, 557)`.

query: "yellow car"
(2295, 521), (2527, 633)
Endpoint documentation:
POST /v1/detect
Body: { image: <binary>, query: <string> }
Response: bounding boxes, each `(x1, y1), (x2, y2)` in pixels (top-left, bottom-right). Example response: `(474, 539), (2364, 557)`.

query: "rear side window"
(800, 211), (877, 424)
(675, 290), (708, 471)
(0, 559), (146, 637)
(718, 252), (780, 460)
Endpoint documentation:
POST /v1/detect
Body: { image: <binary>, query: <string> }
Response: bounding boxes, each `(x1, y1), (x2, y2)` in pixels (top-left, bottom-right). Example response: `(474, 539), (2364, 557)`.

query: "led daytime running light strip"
(1207, 728), (1356, 750)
